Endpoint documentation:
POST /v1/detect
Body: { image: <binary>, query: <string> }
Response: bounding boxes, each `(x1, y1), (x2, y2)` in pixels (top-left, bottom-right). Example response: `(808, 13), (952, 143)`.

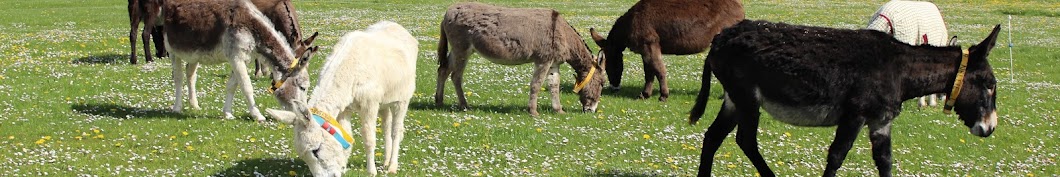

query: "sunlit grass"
(0, 0), (1056, 176)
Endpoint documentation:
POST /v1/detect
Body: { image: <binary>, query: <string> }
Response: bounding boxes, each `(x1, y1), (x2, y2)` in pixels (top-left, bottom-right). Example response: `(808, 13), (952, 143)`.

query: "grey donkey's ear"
(302, 32), (319, 47)
(948, 36), (958, 46)
(290, 46), (319, 74)
(266, 108), (300, 125)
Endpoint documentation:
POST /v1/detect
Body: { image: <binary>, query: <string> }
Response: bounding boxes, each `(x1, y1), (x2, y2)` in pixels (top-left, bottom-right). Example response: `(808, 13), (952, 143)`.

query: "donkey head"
(265, 108), (350, 177)
(574, 52), (607, 113)
(272, 32), (320, 112)
(589, 28), (623, 89)
(949, 25), (1001, 137)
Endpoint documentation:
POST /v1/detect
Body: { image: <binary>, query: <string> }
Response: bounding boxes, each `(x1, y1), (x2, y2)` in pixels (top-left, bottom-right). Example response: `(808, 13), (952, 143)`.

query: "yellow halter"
(572, 66), (596, 93)
(943, 49), (969, 114)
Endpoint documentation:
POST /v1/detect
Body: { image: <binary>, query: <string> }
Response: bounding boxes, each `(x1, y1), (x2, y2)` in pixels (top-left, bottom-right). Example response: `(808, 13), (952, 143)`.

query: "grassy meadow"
(1, 0), (1058, 176)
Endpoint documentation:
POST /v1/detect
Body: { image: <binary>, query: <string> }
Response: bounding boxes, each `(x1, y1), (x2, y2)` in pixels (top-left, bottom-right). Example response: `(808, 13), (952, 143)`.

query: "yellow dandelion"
(642, 134), (651, 140)
(288, 171), (297, 176)
(784, 132), (791, 137)
(74, 136), (82, 140)
(222, 154), (229, 159)
(595, 161), (603, 166)
(35, 139), (46, 145)
(453, 122), (461, 127)
(1027, 173), (1034, 177)
(169, 136), (176, 140)
(43, 136), (51, 140)
(114, 142), (122, 147)
(424, 125), (430, 129)
(726, 164), (736, 168)
(959, 138), (966, 143)
(7, 136), (12, 140)
(94, 134), (104, 139)
(249, 137), (257, 142)
(375, 152), (383, 157)
(412, 160), (419, 165)
(536, 128), (543, 133)
(182, 131), (189, 136)
(93, 128), (100, 134)
(186, 145), (195, 151)
(666, 157), (675, 163)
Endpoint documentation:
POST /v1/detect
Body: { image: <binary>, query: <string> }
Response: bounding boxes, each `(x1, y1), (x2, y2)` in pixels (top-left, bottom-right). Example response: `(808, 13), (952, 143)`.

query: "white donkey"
(163, 0), (318, 121)
(867, 0), (955, 107)
(266, 21), (418, 176)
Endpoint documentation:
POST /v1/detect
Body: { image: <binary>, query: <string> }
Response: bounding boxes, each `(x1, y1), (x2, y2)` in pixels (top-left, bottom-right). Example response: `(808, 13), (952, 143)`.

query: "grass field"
(1, 0), (1057, 176)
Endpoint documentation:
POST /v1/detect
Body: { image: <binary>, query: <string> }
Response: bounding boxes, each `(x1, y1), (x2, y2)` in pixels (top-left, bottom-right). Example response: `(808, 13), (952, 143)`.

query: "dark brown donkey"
(127, 0), (166, 64)
(163, 0), (318, 121)
(590, 0), (744, 101)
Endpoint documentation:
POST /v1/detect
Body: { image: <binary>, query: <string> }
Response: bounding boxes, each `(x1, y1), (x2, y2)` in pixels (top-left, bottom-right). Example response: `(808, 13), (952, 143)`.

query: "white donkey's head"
(266, 108), (352, 177)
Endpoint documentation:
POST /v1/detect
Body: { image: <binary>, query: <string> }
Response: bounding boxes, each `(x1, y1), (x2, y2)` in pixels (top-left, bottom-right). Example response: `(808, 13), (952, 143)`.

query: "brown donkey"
(591, 0), (744, 101)
(436, 2), (605, 116)
(127, 0), (166, 64)
(163, 0), (318, 121)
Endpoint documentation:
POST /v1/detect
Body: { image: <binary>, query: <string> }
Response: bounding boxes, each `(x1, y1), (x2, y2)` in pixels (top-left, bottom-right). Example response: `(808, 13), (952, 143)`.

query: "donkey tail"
(437, 26), (449, 69)
(689, 61), (713, 125)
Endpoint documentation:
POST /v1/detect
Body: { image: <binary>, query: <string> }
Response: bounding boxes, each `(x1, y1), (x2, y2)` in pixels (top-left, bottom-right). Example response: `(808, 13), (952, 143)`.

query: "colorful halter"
(943, 49), (969, 114)
(310, 108), (354, 149)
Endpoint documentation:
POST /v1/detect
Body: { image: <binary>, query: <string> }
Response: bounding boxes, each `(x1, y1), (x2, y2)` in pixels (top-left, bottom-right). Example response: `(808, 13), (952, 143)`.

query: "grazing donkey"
(267, 21), (418, 176)
(163, 0), (318, 121)
(436, 2), (606, 116)
(688, 20), (1001, 177)
(590, 0), (744, 101)
(249, 0), (306, 78)
(867, 0), (952, 107)
(127, 0), (166, 64)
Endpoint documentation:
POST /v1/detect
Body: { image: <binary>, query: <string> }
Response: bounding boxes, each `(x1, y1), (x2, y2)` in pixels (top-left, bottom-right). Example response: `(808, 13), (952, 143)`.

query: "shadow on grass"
(410, 99), (528, 114)
(212, 158), (370, 176)
(594, 84), (702, 100)
(71, 103), (188, 119)
(583, 169), (662, 177)
(71, 53), (126, 65)
(212, 158), (308, 177)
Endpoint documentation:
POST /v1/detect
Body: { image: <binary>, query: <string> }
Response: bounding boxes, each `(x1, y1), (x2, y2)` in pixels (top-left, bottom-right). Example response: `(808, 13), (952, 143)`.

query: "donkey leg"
(637, 44), (661, 100)
(733, 102), (775, 176)
(357, 104), (381, 175)
(222, 69), (239, 119)
(381, 106), (395, 168)
(448, 50), (472, 111)
(185, 63), (200, 110)
(547, 63), (564, 114)
(868, 118), (894, 177)
(526, 62), (552, 116)
(649, 48), (670, 102)
(231, 59), (265, 121)
(822, 116), (867, 177)
(697, 95), (739, 176)
(170, 56), (184, 112)
(434, 58), (452, 107)
(140, 9), (157, 63)
(128, 0), (141, 64)
(151, 25), (166, 59)
(386, 101), (409, 173)
(927, 94), (939, 106)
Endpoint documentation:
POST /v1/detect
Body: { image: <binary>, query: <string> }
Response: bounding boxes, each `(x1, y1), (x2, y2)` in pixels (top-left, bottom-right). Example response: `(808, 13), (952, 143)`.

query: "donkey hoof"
(658, 96), (667, 102)
(171, 106), (183, 113)
(224, 113), (236, 119)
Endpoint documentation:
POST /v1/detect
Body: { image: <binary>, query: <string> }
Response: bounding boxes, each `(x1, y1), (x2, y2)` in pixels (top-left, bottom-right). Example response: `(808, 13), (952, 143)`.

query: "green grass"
(1, 0), (1057, 176)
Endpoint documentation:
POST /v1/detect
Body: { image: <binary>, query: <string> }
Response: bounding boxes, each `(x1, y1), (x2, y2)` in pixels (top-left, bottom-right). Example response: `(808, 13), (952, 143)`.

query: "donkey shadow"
(71, 103), (188, 119)
(409, 99), (528, 114)
(212, 158), (367, 176)
(582, 169), (661, 177)
(587, 84), (704, 100)
(71, 54), (127, 65)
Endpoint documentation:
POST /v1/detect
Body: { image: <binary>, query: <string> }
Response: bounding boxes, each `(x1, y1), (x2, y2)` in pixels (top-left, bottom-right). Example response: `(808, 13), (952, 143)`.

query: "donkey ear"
(302, 32), (319, 46)
(948, 36), (958, 46)
(973, 25), (1002, 54)
(290, 46), (317, 74)
(589, 28), (607, 47)
(266, 108), (300, 124)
